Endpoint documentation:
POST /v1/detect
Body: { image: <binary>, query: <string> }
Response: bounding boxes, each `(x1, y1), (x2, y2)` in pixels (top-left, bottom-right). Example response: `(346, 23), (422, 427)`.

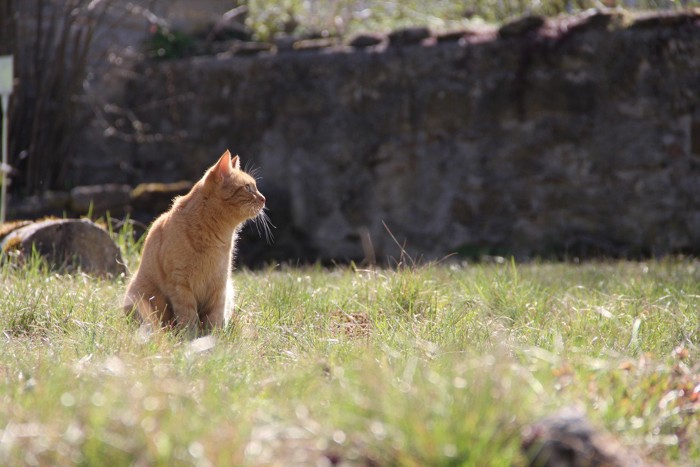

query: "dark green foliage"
(144, 25), (195, 60)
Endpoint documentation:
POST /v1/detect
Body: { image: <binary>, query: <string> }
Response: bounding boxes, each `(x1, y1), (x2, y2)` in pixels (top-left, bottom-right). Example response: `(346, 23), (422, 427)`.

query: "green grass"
(0, 233), (698, 465)
(245, 0), (698, 41)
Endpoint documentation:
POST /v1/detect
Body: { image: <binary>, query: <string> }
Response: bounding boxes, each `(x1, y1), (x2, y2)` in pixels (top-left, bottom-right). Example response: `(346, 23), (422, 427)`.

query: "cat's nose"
(258, 193), (266, 204)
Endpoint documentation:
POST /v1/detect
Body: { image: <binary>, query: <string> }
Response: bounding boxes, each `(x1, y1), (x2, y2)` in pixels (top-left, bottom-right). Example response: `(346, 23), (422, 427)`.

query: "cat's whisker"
(253, 210), (275, 244)
(244, 164), (262, 181)
(256, 213), (270, 243)
(264, 214), (275, 243)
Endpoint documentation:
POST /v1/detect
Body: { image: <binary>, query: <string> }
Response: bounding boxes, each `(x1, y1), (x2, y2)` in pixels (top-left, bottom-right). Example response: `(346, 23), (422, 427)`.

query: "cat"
(123, 150), (270, 335)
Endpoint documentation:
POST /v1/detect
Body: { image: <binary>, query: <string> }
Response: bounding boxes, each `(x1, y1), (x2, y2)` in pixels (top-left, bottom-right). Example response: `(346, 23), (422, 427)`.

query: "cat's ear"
(231, 155), (241, 171)
(209, 151), (232, 183)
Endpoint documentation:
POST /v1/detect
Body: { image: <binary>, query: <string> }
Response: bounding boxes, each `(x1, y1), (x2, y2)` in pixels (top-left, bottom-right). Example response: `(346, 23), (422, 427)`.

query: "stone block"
(348, 33), (384, 48)
(388, 27), (431, 46)
(498, 15), (545, 38)
(0, 219), (126, 277)
(629, 10), (700, 29)
(69, 184), (132, 217)
(131, 181), (193, 215)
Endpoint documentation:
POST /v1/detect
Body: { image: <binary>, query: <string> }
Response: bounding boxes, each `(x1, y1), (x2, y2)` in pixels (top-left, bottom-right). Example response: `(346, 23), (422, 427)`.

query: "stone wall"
(54, 12), (700, 262)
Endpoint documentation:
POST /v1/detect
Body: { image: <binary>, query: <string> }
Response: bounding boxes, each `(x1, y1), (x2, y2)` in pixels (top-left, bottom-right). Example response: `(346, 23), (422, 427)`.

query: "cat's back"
(144, 192), (195, 242)
(144, 189), (226, 267)
(136, 194), (192, 269)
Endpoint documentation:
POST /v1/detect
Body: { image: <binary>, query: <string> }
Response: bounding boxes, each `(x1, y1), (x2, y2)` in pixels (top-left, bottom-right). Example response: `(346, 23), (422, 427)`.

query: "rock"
(563, 10), (622, 35)
(230, 40), (273, 56)
(273, 33), (296, 52)
(629, 10), (700, 29)
(0, 220), (33, 240)
(69, 184), (132, 217)
(348, 33), (384, 48)
(521, 408), (645, 467)
(436, 30), (469, 43)
(7, 195), (53, 220)
(499, 15), (545, 37)
(131, 181), (193, 215)
(450, 198), (475, 226)
(44, 191), (71, 211)
(388, 27), (431, 46)
(293, 38), (336, 51)
(0, 218), (126, 277)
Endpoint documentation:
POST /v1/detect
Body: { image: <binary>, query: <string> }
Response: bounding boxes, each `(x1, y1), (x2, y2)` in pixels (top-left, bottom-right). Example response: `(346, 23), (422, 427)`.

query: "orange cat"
(124, 150), (269, 334)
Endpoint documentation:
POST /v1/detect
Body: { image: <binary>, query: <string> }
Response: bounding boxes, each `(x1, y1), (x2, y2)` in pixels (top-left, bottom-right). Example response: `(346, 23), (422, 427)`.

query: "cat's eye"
(245, 184), (253, 193)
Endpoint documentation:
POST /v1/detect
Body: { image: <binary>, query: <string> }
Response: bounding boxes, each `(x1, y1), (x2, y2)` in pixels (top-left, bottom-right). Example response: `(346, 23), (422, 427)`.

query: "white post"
(1, 94), (9, 224)
(0, 55), (14, 224)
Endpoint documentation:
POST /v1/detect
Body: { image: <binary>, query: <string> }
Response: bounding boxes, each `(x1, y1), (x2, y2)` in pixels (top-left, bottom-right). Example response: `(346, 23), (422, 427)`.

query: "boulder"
(436, 30), (469, 43)
(630, 10), (700, 29)
(130, 181), (193, 215)
(293, 38), (336, 51)
(498, 15), (545, 37)
(388, 27), (431, 46)
(0, 219), (126, 277)
(563, 10), (622, 35)
(7, 195), (53, 220)
(69, 184), (132, 217)
(230, 40), (273, 56)
(521, 408), (644, 467)
(348, 33), (384, 48)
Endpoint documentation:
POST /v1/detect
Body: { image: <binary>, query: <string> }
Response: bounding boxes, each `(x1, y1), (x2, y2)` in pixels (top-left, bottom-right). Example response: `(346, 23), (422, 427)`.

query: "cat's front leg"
(169, 285), (200, 336)
(224, 279), (235, 327)
(200, 282), (231, 332)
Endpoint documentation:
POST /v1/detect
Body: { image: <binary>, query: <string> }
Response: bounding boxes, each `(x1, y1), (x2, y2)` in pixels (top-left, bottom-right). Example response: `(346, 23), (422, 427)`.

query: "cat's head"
(204, 150), (267, 225)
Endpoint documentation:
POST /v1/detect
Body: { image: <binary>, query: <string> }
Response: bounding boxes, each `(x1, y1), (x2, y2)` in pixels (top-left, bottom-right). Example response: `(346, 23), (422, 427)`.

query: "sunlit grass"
(0, 232), (698, 464)
(245, 0), (699, 40)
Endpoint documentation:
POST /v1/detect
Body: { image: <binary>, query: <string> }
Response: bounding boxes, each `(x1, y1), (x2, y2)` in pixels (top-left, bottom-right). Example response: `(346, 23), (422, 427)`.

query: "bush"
(7, 0), (117, 194)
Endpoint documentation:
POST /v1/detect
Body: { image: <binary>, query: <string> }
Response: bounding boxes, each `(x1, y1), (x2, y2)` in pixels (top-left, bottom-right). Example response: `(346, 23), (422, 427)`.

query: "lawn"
(0, 234), (698, 465)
